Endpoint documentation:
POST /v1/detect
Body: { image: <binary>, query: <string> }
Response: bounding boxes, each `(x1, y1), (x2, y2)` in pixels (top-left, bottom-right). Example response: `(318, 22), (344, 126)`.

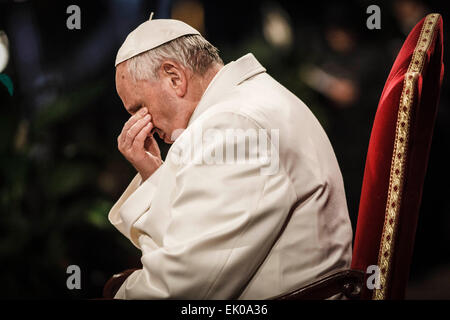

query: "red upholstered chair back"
(351, 13), (444, 299)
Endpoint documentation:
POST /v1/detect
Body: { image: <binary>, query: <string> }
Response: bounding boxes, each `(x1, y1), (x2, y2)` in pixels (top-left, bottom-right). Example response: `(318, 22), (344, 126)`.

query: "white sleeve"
(115, 111), (294, 299)
(108, 166), (164, 248)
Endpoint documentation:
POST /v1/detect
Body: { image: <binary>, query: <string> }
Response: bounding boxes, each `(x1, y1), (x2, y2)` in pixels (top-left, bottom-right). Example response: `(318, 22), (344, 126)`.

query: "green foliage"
(0, 77), (139, 298)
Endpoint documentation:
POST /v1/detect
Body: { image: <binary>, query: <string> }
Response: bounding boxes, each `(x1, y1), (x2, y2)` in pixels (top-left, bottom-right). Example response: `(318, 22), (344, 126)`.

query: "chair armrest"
(271, 269), (365, 300)
(102, 268), (365, 300)
(102, 268), (141, 299)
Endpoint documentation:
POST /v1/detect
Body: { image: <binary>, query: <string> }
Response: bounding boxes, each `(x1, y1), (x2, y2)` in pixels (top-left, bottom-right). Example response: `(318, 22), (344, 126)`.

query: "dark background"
(0, 0), (449, 299)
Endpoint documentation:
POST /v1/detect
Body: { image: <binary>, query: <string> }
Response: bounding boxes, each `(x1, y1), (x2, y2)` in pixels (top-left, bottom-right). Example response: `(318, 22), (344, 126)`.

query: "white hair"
(126, 34), (223, 81)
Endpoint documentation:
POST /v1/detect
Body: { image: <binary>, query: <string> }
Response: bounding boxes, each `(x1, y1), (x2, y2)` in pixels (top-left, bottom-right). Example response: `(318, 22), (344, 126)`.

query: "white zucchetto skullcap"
(115, 13), (201, 67)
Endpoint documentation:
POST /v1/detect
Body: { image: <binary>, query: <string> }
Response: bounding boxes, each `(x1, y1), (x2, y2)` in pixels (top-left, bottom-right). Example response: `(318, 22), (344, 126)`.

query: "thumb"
(144, 135), (161, 158)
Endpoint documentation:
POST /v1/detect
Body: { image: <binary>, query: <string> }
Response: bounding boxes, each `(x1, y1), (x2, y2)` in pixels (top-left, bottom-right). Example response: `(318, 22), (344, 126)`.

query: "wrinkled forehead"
(115, 62), (134, 94)
(115, 62), (136, 104)
(115, 62), (130, 83)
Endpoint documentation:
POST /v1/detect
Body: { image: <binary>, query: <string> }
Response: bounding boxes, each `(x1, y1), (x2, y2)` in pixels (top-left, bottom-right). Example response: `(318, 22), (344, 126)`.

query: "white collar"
(187, 53), (266, 126)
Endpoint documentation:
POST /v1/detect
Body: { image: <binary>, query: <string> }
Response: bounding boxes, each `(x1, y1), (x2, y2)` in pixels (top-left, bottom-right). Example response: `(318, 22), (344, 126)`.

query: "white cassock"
(109, 53), (353, 299)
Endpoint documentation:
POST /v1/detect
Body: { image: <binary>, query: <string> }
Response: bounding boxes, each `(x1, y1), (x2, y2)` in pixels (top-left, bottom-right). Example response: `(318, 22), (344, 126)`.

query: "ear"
(159, 60), (188, 97)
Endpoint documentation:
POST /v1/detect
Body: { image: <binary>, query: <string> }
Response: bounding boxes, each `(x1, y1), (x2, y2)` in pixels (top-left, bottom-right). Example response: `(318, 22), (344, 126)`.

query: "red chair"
(277, 12), (444, 300)
(104, 13), (444, 300)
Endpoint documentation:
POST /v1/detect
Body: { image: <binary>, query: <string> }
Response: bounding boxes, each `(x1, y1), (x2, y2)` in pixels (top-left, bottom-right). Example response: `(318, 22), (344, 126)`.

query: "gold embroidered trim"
(373, 13), (440, 300)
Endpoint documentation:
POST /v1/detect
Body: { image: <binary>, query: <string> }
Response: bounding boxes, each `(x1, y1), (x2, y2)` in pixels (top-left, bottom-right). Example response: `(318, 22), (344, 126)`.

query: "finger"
(123, 114), (151, 149)
(119, 108), (148, 142)
(122, 108), (148, 137)
(133, 122), (153, 151)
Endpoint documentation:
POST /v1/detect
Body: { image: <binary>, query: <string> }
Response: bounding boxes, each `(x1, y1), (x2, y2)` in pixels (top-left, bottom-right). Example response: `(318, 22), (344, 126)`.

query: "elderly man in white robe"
(108, 16), (353, 299)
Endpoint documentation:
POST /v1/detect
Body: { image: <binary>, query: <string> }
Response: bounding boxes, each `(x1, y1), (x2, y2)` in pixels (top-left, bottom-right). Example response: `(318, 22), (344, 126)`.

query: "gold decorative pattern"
(373, 13), (440, 300)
